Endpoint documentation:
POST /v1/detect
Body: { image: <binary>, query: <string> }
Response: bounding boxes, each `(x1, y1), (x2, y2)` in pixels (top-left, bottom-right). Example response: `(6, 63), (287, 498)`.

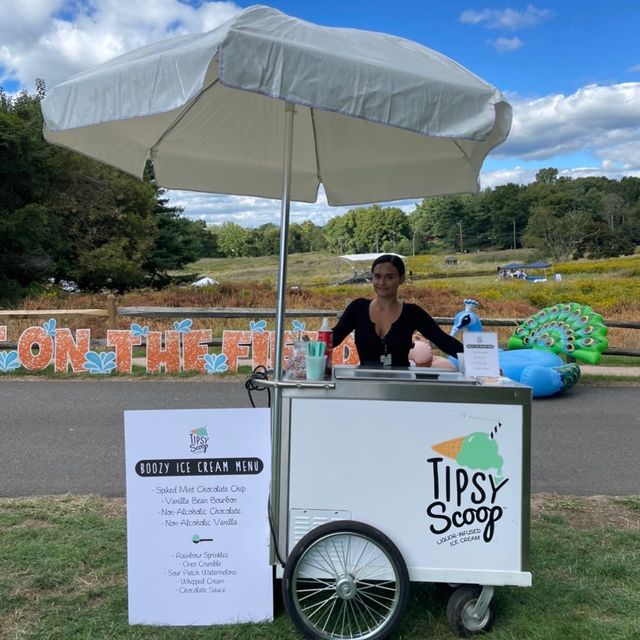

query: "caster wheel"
(282, 520), (409, 639)
(446, 585), (494, 637)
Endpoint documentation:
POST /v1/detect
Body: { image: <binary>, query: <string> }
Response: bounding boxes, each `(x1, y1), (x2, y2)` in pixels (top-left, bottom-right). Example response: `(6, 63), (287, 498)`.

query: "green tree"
(323, 205), (410, 254)
(411, 195), (476, 251)
(44, 151), (158, 291)
(215, 222), (251, 257)
(0, 84), (216, 295)
(601, 192), (626, 231)
(534, 167), (559, 184)
(0, 88), (56, 297)
(621, 201), (640, 244)
(478, 184), (528, 249)
(0, 204), (55, 298)
(573, 223), (635, 259)
(300, 220), (327, 252)
(324, 211), (358, 254)
(251, 223), (280, 256)
(619, 176), (640, 207)
(288, 223), (307, 254)
(377, 207), (411, 253)
(523, 206), (598, 261)
(142, 185), (216, 283)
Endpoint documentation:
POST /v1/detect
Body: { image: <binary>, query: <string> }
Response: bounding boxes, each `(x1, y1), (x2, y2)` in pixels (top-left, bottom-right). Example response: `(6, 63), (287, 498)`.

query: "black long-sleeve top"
(332, 298), (463, 367)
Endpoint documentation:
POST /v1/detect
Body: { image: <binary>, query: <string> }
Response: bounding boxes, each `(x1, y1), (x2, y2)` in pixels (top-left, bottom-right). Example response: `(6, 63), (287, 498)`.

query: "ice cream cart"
(262, 367), (532, 639)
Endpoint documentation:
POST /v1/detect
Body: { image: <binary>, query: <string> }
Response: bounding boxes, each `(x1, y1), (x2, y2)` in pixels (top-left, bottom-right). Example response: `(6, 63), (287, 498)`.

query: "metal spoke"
(351, 593), (379, 631)
(302, 590), (339, 620)
(355, 590), (393, 619)
(316, 592), (340, 632)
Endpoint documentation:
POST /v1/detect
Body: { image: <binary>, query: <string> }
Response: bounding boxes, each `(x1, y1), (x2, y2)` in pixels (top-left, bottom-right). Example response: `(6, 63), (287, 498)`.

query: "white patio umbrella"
(41, 4), (512, 382)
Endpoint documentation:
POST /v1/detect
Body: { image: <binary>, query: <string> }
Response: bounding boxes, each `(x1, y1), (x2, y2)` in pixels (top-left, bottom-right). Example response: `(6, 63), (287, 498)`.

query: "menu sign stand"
(463, 331), (500, 379)
(124, 408), (272, 626)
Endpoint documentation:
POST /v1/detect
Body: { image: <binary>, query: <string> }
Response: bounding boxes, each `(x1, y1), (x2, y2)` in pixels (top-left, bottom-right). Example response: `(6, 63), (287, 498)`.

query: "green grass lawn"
(1, 495), (639, 640)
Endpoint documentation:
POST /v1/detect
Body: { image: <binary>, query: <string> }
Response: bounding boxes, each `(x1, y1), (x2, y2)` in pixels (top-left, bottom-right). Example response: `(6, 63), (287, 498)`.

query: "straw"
(305, 341), (325, 357)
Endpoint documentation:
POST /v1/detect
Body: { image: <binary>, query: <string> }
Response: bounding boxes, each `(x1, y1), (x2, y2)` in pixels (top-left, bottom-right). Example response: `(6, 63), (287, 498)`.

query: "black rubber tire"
(446, 585), (495, 637)
(282, 520), (410, 639)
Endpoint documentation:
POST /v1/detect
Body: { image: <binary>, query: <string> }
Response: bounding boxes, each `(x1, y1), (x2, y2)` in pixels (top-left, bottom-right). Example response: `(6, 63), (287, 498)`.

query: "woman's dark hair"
(371, 254), (405, 277)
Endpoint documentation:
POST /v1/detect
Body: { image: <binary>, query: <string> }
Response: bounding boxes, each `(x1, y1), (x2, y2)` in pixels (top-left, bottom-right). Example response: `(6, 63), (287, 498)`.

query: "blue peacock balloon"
(451, 300), (608, 398)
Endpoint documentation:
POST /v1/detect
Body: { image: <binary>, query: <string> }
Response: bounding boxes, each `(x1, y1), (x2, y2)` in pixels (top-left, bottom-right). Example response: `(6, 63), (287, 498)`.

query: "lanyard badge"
(380, 336), (392, 367)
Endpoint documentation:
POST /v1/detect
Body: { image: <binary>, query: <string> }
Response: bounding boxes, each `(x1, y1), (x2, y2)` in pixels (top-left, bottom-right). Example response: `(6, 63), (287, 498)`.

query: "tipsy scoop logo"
(189, 427), (210, 454)
(426, 422), (508, 544)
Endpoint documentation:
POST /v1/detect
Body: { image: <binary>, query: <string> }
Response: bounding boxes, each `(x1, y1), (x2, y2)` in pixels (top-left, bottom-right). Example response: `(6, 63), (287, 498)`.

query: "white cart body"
(273, 370), (532, 588)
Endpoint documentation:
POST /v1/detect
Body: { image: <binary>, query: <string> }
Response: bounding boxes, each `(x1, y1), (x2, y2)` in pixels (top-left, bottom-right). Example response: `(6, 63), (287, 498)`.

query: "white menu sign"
(463, 331), (500, 378)
(124, 408), (272, 626)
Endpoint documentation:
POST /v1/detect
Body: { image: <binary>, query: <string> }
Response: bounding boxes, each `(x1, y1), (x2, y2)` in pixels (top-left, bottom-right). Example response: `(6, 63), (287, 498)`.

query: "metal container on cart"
(269, 367), (532, 639)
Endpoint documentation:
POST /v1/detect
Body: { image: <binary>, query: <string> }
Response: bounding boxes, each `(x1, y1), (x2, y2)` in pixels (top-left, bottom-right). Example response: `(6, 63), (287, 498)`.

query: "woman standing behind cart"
(332, 254), (463, 367)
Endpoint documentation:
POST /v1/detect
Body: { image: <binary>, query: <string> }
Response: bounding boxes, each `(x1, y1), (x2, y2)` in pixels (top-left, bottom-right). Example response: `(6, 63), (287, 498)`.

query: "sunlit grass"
(1, 495), (639, 639)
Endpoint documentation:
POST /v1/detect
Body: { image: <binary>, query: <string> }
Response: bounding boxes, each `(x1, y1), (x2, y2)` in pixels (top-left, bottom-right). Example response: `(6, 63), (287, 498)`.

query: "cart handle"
(257, 379), (336, 390)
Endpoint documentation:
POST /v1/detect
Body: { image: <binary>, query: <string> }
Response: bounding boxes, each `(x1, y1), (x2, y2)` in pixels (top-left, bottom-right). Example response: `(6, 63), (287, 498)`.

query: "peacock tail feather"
(507, 302), (608, 364)
(556, 363), (581, 390)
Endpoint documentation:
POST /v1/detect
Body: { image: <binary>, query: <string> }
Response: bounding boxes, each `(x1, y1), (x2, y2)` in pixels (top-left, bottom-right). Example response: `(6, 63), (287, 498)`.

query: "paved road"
(1, 379), (639, 497)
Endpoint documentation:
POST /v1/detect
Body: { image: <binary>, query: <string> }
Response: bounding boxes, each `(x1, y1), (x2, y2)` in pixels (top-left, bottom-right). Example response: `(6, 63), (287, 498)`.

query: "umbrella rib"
(150, 75), (221, 159)
(309, 107), (323, 191)
(452, 139), (472, 163)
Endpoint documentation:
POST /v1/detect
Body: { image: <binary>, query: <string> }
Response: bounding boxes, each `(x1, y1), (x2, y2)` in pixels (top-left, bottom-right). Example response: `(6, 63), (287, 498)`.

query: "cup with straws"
(305, 341), (327, 380)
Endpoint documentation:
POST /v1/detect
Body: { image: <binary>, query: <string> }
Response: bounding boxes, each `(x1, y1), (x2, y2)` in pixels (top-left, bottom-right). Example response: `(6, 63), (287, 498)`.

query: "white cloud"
(480, 166), (536, 189)
(0, 0), (240, 90)
(166, 187), (346, 229)
(499, 83), (640, 170)
(629, 64), (640, 73)
(166, 188), (418, 228)
(490, 37), (523, 52)
(460, 5), (553, 30)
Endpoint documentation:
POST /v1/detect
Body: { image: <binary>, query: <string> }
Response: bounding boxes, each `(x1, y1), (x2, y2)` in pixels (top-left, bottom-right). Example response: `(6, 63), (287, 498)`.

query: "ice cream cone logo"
(432, 423), (503, 477)
(432, 436), (465, 460)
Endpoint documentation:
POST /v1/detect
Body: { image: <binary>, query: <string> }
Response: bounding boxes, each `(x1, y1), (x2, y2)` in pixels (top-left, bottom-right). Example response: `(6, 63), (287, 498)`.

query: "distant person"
(332, 254), (463, 367)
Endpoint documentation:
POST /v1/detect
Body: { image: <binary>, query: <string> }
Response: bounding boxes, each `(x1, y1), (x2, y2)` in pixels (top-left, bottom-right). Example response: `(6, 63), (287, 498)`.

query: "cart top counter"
(274, 368), (532, 588)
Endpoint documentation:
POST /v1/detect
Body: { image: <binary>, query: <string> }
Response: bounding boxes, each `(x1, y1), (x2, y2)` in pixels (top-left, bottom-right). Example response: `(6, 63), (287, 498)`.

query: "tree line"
(2, 85), (639, 300)
(212, 169), (640, 262)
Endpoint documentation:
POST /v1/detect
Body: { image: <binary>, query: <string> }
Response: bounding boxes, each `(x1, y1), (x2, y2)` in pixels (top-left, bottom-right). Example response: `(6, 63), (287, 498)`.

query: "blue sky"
(1, 0), (639, 227)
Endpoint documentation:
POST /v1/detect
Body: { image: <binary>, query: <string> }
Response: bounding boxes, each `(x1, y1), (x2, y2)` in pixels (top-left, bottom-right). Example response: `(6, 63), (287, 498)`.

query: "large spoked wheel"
(446, 585), (495, 637)
(283, 521), (410, 640)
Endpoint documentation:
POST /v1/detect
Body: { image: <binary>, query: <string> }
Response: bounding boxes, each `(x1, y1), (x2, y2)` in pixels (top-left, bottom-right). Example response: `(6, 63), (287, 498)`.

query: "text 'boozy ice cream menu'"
(125, 408), (272, 626)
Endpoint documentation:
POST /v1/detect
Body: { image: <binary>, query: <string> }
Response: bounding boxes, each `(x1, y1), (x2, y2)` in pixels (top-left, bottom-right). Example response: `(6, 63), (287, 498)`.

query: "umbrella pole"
(274, 102), (296, 383)
(270, 102), (295, 564)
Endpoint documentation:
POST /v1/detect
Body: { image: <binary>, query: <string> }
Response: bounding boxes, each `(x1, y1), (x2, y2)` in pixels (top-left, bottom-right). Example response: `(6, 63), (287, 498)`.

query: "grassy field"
(183, 250), (640, 319)
(4, 250), (640, 355)
(185, 249), (640, 289)
(1, 495), (639, 640)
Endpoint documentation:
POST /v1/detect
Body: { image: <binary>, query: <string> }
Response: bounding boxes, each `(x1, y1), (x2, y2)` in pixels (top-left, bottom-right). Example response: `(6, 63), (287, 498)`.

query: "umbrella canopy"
(340, 253), (405, 263)
(41, 4), (511, 206)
